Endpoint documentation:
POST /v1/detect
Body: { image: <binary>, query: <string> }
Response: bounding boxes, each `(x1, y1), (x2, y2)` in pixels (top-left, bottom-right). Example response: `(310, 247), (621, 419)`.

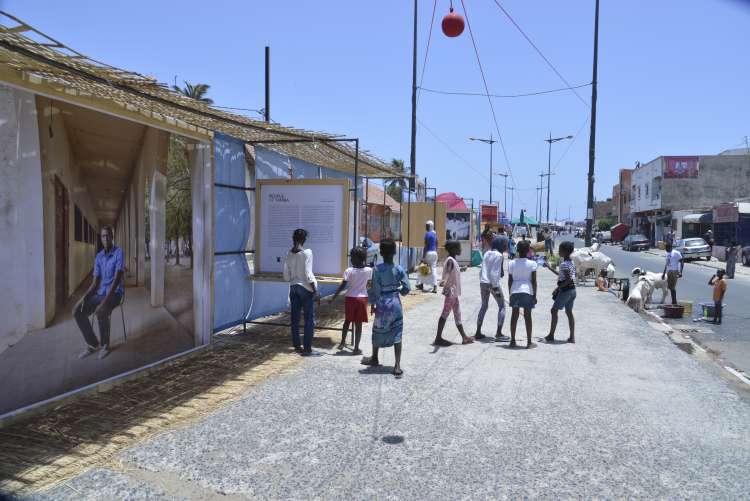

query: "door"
(54, 176), (69, 312)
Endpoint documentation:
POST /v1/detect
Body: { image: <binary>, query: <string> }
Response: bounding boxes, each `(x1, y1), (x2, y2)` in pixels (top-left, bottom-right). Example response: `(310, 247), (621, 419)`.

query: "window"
(645, 183), (649, 197)
(74, 205), (83, 242)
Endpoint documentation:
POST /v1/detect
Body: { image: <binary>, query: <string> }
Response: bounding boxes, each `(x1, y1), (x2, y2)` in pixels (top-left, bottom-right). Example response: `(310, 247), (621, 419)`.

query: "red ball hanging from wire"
(441, 1), (465, 37)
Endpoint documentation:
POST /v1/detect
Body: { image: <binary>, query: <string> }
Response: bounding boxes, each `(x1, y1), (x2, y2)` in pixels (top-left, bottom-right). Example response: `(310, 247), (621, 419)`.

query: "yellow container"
(678, 301), (692, 317)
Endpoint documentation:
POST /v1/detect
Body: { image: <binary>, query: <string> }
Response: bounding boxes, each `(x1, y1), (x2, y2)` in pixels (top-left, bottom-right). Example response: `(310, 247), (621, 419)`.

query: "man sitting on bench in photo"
(73, 225), (125, 360)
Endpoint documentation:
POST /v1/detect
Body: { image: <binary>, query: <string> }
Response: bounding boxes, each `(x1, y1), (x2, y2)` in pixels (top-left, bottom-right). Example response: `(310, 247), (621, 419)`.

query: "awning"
(682, 213), (712, 224)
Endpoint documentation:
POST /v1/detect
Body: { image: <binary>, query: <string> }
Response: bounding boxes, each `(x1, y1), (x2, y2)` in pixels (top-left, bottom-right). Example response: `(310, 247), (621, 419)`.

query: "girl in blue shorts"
(546, 240), (576, 343)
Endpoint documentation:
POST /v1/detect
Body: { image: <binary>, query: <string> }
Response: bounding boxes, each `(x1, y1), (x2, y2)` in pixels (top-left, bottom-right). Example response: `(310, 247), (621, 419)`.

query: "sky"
(3, 0), (750, 221)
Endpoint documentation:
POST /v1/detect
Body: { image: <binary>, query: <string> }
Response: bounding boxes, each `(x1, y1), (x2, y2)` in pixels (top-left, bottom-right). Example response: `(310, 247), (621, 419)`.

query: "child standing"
(433, 240), (474, 346)
(708, 269), (727, 324)
(283, 228), (319, 355)
(329, 246), (372, 355)
(475, 236), (507, 342)
(546, 240), (576, 343)
(361, 239), (410, 377)
(508, 240), (537, 348)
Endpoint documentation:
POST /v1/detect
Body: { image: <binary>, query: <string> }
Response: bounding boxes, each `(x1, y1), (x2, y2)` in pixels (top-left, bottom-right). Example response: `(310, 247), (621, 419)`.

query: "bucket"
(663, 304), (684, 319)
(701, 302), (725, 319)
(678, 301), (692, 317)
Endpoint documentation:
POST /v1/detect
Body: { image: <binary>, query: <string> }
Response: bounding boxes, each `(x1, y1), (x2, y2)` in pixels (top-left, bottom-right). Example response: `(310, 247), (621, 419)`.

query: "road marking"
(724, 366), (750, 387)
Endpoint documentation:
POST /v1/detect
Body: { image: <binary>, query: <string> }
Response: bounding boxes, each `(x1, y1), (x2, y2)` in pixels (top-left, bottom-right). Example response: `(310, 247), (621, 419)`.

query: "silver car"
(674, 238), (711, 261)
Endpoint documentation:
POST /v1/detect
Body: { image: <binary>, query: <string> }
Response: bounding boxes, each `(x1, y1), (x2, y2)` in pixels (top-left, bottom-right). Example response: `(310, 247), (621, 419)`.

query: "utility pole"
(496, 172), (509, 219)
(508, 186), (515, 221)
(469, 135), (497, 204)
(544, 133), (572, 224)
(538, 172), (545, 222)
(585, 0), (600, 247)
(536, 185), (543, 221)
(264, 46), (270, 122)
(409, 0), (418, 192)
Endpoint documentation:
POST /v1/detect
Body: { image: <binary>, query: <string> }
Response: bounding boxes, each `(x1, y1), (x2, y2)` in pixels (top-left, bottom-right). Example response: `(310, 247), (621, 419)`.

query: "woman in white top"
(507, 239), (537, 348)
(283, 228), (318, 355)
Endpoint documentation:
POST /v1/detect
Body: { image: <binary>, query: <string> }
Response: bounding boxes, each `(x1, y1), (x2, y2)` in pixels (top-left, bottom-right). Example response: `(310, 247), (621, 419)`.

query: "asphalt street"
(26, 260), (750, 500)
(562, 235), (750, 375)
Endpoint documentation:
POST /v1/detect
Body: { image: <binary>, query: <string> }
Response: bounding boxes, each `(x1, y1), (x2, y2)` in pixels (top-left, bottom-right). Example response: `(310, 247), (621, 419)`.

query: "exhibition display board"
(446, 211), (471, 241)
(403, 202), (447, 248)
(255, 179), (350, 277)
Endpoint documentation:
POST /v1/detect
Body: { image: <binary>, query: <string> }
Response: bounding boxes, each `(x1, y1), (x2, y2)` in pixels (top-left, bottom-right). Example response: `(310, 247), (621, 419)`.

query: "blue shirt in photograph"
(94, 245), (125, 296)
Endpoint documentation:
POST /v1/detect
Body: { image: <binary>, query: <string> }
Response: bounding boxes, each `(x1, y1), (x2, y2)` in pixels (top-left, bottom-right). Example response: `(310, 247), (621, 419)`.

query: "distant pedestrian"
(704, 229), (714, 252)
(725, 240), (738, 279)
(475, 236), (507, 342)
(665, 228), (675, 247)
(481, 224), (494, 253)
(361, 239), (410, 377)
(708, 270), (727, 325)
(329, 246), (372, 355)
(545, 240), (576, 343)
(433, 240), (474, 346)
(417, 221), (438, 293)
(661, 242), (684, 305)
(509, 238), (517, 259)
(493, 228), (510, 255)
(283, 228), (319, 355)
(508, 240), (538, 348)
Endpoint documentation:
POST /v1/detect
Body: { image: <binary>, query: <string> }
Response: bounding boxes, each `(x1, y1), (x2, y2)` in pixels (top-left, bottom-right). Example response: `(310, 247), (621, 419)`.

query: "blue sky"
(5, 0), (750, 220)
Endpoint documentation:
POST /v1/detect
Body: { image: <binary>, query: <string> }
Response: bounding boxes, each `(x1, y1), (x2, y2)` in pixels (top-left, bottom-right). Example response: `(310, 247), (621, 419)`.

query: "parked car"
(674, 238), (711, 261)
(622, 234), (650, 252)
(742, 245), (750, 266)
(599, 231), (612, 243)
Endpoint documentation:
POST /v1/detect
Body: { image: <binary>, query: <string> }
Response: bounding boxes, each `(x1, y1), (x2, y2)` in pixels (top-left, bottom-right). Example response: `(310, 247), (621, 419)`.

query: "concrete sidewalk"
(23, 264), (750, 500)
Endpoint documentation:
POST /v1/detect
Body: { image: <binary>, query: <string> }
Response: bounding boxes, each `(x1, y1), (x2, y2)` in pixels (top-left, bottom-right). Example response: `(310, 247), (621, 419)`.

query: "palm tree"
(173, 81), (214, 105)
(386, 158), (408, 203)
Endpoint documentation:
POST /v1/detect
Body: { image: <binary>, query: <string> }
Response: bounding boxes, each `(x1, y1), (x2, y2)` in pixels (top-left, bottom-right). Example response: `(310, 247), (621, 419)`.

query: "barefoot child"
(329, 246), (372, 355)
(545, 240), (576, 343)
(508, 239), (537, 348)
(433, 240), (474, 346)
(361, 239), (410, 377)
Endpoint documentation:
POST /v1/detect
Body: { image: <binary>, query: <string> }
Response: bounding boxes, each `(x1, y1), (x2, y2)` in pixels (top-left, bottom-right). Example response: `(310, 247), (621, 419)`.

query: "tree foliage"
(172, 81), (214, 105)
(597, 218), (615, 232)
(166, 135), (192, 266)
(386, 158), (408, 203)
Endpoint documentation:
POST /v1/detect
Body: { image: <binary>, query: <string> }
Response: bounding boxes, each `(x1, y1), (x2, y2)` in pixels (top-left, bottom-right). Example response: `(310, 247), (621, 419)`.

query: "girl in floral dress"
(361, 239), (411, 378)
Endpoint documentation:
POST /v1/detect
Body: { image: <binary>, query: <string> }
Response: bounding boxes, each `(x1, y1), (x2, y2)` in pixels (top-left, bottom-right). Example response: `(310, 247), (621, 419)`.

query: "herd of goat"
(569, 242), (668, 313)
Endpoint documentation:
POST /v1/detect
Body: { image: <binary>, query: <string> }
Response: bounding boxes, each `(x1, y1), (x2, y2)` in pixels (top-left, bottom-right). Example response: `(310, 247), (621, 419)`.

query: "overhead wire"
(418, 82), (591, 99)
(416, 0), (438, 105)
(459, 0), (527, 209)
(490, 0), (590, 108)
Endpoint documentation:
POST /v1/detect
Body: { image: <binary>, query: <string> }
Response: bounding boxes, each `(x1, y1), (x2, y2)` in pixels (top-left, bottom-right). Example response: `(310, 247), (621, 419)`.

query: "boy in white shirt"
(475, 235), (508, 342)
(508, 240), (538, 348)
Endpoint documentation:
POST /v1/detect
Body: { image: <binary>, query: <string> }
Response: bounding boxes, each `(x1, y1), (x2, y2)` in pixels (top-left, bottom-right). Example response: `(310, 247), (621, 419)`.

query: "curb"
(642, 308), (750, 388)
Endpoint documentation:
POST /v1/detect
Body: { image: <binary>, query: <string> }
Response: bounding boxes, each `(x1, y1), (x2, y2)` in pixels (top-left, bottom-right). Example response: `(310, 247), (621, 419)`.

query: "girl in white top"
(329, 246), (373, 355)
(507, 239), (537, 348)
(283, 229), (318, 354)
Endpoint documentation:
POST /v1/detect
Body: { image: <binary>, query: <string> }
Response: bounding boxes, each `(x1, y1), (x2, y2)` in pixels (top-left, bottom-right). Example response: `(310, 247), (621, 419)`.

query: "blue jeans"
(290, 285), (315, 351)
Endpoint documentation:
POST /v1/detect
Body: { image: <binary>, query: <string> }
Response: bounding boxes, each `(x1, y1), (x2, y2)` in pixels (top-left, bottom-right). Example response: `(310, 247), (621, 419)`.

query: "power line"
(418, 82), (591, 99)
(459, 0), (523, 207)
(416, 0), (438, 105)
(417, 117), (489, 182)
(551, 114), (590, 172)
(490, 0), (589, 108)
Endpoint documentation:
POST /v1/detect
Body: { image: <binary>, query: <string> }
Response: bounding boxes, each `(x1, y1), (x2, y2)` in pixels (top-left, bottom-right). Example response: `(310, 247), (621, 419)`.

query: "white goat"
(571, 249), (613, 283)
(627, 276), (654, 312)
(631, 267), (669, 304)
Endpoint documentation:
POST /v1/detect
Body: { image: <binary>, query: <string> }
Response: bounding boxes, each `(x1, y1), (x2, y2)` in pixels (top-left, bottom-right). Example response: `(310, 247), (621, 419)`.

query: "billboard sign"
(664, 156), (699, 179)
(480, 204), (498, 223)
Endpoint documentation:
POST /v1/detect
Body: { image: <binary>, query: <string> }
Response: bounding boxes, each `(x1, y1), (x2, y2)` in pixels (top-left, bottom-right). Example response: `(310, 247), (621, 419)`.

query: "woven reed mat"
(0, 290), (433, 495)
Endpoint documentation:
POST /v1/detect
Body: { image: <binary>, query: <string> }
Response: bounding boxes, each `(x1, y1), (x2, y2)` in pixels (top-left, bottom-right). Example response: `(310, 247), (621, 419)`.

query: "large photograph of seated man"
(73, 225), (124, 360)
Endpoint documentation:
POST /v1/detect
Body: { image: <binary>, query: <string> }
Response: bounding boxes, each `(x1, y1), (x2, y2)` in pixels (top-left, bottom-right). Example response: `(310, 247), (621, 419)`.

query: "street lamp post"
(508, 186), (515, 222)
(543, 132), (573, 224)
(469, 135), (497, 204)
(495, 172), (509, 219)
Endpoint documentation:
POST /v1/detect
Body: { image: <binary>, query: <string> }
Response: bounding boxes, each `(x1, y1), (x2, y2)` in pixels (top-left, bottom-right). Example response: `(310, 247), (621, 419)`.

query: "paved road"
(26, 262), (750, 500)
(561, 234), (750, 374)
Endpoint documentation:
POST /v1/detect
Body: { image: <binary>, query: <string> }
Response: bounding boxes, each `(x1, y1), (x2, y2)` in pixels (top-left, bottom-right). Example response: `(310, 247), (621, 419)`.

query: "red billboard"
(480, 204), (498, 223)
(664, 156), (699, 179)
